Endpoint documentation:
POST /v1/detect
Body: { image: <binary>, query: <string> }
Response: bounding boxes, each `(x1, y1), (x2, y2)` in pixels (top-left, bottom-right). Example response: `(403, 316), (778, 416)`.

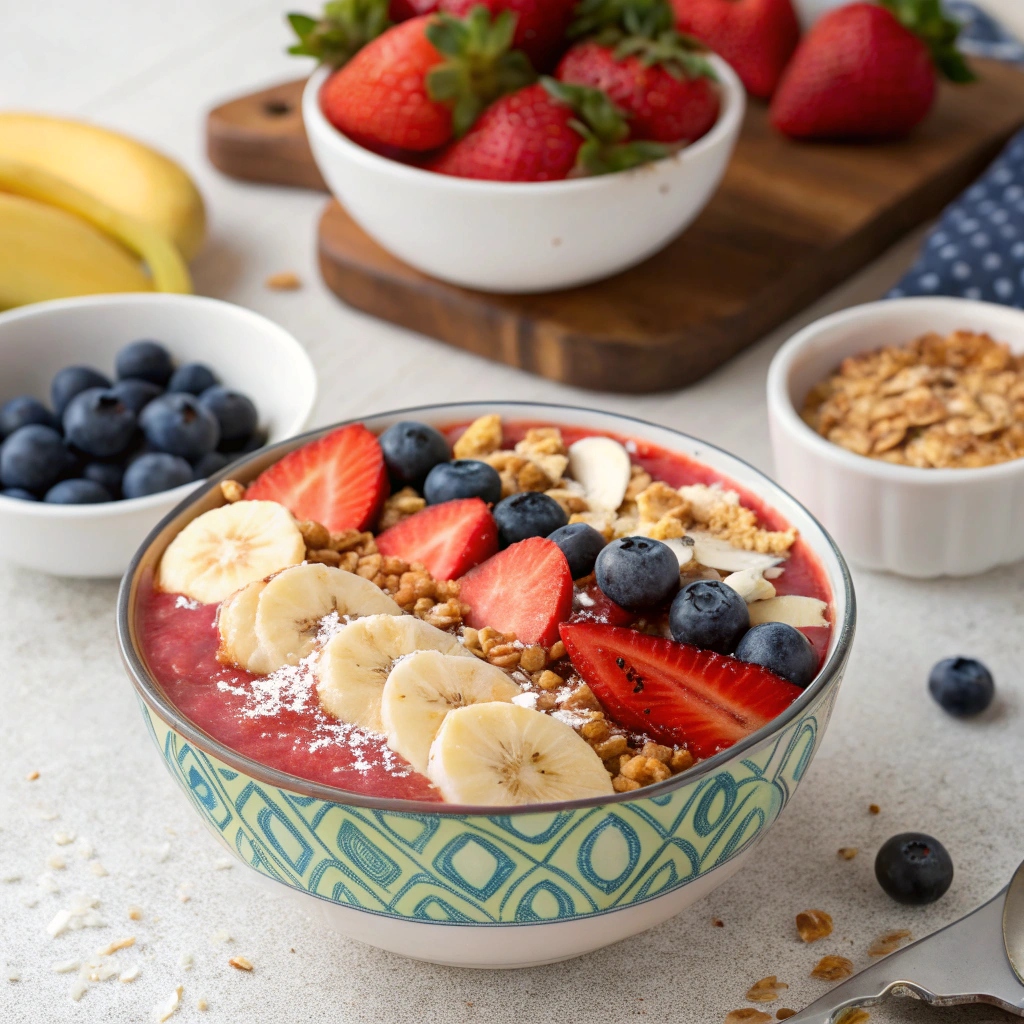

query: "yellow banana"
(0, 112), (206, 260)
(0, 158), (192, 295)
(0, 193), (152, 310)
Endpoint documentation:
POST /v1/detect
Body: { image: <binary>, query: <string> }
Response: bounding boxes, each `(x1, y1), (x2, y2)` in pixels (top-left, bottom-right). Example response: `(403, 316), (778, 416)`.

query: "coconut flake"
(723, 569), (776, 604)
(748, 595), (828, 628)
(688, 531), (785, 573)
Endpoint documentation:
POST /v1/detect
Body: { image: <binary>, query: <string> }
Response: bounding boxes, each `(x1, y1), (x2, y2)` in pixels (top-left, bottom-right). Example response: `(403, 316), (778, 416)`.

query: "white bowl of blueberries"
(0, 294), (316, 578)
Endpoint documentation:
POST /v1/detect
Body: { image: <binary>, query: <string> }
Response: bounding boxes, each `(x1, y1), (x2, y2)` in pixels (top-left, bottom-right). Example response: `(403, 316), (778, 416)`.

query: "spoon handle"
(784, 885), (1024, 1022)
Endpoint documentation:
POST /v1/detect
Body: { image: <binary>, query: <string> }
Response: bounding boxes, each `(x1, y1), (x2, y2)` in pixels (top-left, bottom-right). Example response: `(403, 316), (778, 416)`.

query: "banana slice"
(217, 579), (273, 674)
(428, 702), (615, 806)
(158, 500), (306, 605)
(748, 595), (829, 628)
(381, 650), (521, 774)
(315, 614), (472, 732)
(255, 564), (403, 673)
(567, 436), (632, 512)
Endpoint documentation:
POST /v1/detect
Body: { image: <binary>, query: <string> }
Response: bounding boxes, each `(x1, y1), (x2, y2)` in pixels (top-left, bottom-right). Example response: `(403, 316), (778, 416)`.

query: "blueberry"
(230, 429), (267, 455)
(51, 366), (111, 417)
(735, 621), (818, 687)
(115, 339), (174, 386)
(192, 451), (231, 479)
(2, 487), (39, 501)
(167, 362), (218, 395)
(83, 461), (125, 498)
(668, 580), (749, 653)
(548, 522), (606, 579)
(492, 491), (567, 547)
(379, 421), (450, 487)
(424, 460), (501, 505)
(595, 536), (679, 610)
(44, 478), (112, 504)
(0, 425), (68, 492)
(122, 452), (195, 498)
(110, 378), (163, 414)
(928, 657), (994, 717)
(140, 393), (219, 460)
(198, 386), (258, 447)
(0, 396), (60, 439)
(62, 388), (137, 458)
(875, 833), (954, 906)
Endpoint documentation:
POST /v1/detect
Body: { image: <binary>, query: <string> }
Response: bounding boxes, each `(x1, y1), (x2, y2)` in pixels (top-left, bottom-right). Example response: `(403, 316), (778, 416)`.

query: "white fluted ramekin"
(767, 297), (1024, 578)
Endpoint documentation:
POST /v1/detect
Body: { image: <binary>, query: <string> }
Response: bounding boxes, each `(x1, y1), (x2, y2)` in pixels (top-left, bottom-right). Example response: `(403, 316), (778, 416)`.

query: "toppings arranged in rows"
(154, 413), (831, 805)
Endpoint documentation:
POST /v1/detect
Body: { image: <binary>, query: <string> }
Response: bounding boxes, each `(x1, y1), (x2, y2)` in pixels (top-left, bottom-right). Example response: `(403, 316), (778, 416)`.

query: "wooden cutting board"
(207, 63), (1024, 393)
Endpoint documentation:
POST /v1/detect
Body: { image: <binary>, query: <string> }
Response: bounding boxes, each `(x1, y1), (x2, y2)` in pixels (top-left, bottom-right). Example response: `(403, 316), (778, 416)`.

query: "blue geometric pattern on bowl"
(144, 684), (836, 925)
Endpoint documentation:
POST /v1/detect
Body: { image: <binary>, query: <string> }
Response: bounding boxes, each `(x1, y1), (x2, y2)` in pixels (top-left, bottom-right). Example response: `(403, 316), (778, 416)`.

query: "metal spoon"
(783, 859), (1024, 1022)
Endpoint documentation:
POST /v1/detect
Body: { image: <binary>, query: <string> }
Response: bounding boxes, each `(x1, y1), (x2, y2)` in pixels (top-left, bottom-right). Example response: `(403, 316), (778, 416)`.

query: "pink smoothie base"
(137, 421), (833, 803)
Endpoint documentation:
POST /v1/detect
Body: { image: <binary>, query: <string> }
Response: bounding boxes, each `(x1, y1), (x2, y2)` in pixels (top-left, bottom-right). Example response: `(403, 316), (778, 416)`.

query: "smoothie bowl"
(117, 402), (855, 968)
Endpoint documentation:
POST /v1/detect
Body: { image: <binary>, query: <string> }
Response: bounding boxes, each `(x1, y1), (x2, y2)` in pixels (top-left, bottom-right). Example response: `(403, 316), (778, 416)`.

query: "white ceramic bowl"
(0, 294), (317, 578)
(768, 297), (1024, 578)
(302, 60), (745, 293)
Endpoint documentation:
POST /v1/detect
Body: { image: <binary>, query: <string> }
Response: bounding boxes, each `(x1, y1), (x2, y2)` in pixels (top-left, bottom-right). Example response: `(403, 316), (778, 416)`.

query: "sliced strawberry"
(245, 424), (388, 533)
(377, 498), (497, 580)
(560, 622), (803, 759)
(459, 537), (572, 646)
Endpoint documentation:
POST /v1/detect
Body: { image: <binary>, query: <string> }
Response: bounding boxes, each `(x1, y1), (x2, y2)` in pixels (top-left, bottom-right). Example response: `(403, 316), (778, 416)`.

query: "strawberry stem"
(286, 0), (392, 67)
(879, 0), (976, 82)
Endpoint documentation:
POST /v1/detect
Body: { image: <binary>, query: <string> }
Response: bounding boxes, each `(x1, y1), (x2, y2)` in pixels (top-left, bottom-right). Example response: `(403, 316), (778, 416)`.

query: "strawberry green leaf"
(286, 0), (391, 67)
(614, 30), (716, 80)
(880, 0), (976, 83)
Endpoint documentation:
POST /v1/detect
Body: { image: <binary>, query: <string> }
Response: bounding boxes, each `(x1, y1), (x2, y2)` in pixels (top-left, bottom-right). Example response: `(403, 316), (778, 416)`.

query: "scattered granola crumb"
(6, 969), (19, 983)
(811, 955), (854, 981)
(265, 271), (302, 291)
(127, 906), (143, 921)
(120, 965), (141, 983)
(724, 1010), (772, 1024)
(869, 803), (880, 815)
(90, 861), (108, 878)
(97, 937), (135, 956)
(53, 959), (81, 974)
(746, 977), (789, 1002)
(838, 847), (858, 860)
(776, 1011), (797, 1021)
(220, 479), (245, 503)
(228, 956), (253, 972)
(176, 884), (192, 903)
(712, 918), (725, 928)
(153, 983), (183, 1022)
(868, 930), (912, 957)
(836, 1011), (870, 1024)
(26, 770), (39, 781)
(796, 909), (834, 943)
(54, 832), (75, 846)
(197, 997), (209, 1011)
(46, 854), (66, 871)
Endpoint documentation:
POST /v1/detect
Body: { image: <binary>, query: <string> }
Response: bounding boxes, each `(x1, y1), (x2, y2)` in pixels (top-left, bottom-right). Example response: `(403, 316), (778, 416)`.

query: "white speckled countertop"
(3, 3), (1024, 1021)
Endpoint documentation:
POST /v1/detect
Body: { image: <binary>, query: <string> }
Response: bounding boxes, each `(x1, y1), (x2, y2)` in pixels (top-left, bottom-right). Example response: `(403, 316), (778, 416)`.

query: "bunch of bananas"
(0, 113), (206, 310)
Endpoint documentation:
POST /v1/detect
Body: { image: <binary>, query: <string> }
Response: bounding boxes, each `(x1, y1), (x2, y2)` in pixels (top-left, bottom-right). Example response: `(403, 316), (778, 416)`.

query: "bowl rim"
(0, 293), (318, 517)
(301, 54), (746, 197)
(117, 400), (856, 817)
(768, 296), (1024, 486)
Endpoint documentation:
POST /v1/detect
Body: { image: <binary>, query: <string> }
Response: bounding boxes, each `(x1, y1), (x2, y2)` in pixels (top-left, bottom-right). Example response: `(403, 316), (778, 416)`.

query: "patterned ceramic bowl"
(117, 403), (855, 969)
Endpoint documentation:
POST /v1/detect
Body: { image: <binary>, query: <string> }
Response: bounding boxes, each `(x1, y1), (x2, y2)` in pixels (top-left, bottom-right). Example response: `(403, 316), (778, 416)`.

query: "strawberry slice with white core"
(245, 424), (388, 533)
(377, 498), (498, 581)
(459, 537), (573, 646)
(559, 622), (804, 759)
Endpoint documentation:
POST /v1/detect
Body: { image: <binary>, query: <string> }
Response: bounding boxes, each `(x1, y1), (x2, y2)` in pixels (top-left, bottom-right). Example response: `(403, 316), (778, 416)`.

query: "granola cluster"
(802, 329), (1024, 468)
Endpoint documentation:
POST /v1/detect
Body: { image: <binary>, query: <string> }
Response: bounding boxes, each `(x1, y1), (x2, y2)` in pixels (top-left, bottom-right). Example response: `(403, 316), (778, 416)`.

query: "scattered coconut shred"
(213, 613), (412, 780)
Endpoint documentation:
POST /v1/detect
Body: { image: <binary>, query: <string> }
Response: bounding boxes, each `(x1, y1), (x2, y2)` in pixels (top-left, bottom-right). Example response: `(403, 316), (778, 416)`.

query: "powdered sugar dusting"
(174, 596), (200, 611)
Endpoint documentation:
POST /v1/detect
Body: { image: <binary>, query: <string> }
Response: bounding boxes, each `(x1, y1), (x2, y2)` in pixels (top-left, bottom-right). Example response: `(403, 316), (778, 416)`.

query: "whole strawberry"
(429, 79), (670, 181)
(439, 0), (578, 69)
(670, 0), (801, 99)
(770, 0), (973, 141)
(318, 9), (535, 151)
(556, 37), (719, 144)
(389, 0), (439, 19)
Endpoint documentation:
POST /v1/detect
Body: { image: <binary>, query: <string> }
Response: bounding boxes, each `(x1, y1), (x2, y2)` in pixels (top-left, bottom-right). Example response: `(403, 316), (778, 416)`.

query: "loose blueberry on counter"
(122, 453), (194, 498)
(424, 459), (502, 505)
(62, 388), (137, 459)
(379, 420), (450, 487)
(2, 487), (39, 500)
(83, 461), (125, 498)
(167, 362), (218, 395)
(198, 386), (258, 449)
(493, 491), (568, 547)
(140, 393), (219, 460)
(875, 833), (954, 906)
(595, 536), (679, 610)
(115, 339), (174, 387)
(192, 451), (230, 479)
(0, 396), (60, 439)
(669, 579), (749, 655)
(0, 425), (68, 493)
(928, 657), (995, 717)
(51, 366), (111, 417)
(44, 478), (113, 504)
(548, 522), (606, 579)
(110, 378), (163, 414)
(735, 621), (817, 688)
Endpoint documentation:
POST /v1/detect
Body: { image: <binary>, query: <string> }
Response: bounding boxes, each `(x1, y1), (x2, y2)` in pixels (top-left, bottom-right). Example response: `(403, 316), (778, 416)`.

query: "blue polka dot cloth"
(889, 3), (1024, 306)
